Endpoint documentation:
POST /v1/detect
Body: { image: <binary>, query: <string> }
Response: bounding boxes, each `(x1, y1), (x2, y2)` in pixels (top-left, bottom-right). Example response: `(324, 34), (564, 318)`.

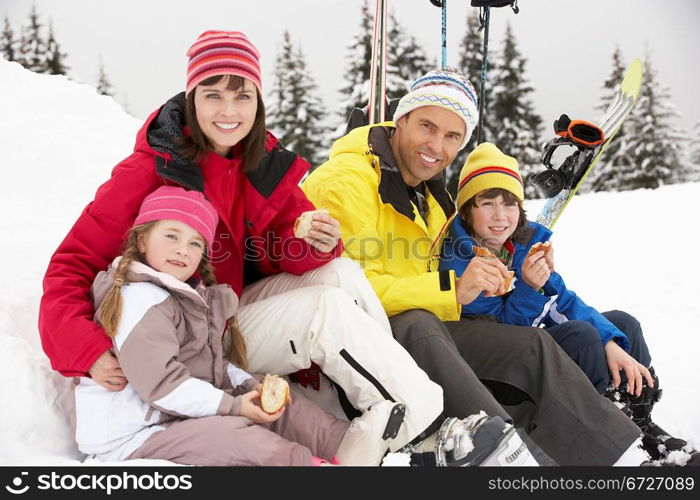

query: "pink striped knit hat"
(133, 186), (219, 248)
(185, 30), (262, 96)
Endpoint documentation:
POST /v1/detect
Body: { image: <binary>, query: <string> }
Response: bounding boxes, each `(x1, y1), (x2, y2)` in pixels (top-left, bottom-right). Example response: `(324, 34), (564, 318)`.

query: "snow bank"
(0, 59), (697, 465)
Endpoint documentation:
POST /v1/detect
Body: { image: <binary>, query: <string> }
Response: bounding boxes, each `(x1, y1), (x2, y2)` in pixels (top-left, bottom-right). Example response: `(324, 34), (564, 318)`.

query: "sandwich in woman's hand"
(294, 209), (329, 239)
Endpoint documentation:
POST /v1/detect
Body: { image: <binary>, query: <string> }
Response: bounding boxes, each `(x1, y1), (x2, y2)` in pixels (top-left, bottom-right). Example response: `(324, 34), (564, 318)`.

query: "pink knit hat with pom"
(186, 30), (262, 96)
(133, 186), (219, 248)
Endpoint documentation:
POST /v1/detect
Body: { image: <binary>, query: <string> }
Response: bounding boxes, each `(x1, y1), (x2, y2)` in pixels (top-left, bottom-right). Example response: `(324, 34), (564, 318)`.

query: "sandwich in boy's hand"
(527, 241), (552, 258)
(473, 245), (514, 296)
(293, 209), (329, 239)
(260, 374), (290, 414)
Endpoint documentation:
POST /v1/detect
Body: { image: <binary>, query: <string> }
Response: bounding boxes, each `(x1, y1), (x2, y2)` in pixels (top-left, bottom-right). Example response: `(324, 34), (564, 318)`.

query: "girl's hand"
(521, 251), (550, 291)
(239, 390), (285, 423)
(252, 383), (293, 404)
(604, 340), (654, 397)
(304, 213), (341, 253)
(456, 256), (510, 304)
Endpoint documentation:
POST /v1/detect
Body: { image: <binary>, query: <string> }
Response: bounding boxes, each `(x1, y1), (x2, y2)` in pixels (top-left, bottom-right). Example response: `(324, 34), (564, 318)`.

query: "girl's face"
(194, 77), (258, 157)
(469, 193), (520, 250)
(138, 219), (205, 282)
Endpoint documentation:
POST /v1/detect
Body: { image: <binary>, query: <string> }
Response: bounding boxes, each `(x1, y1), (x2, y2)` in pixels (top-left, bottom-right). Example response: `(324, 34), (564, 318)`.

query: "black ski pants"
(389, 309), (642, 466)
(546, 310), (652, 394)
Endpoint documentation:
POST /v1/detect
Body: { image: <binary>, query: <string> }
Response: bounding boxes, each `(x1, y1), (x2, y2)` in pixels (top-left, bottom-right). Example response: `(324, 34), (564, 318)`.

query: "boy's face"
(391, 106), (465, 187)
(138, 219), (205, 282)
(469, 193), (520, 250)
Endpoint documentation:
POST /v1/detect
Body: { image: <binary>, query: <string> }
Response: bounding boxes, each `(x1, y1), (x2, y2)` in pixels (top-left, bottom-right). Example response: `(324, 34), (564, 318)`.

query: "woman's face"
(194, 77), (258, 157)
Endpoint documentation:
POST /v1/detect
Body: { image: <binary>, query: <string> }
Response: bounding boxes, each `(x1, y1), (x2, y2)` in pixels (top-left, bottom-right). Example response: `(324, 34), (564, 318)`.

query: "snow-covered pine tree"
(96, 60), (113, 96)
(486, 23), (542, 199)
(445, 10), (484, 197)
(689, 121), (700, 181)
(584, 46), (628, 193)
(44, 21), (68, 75)
(1, 16), (16, 61)
(613, 56), (685, 191)
(387, 10), (432, 100)
(16, 4), (47, 73)
(267, 31), (329, 169)
(671, 121), (700, 184)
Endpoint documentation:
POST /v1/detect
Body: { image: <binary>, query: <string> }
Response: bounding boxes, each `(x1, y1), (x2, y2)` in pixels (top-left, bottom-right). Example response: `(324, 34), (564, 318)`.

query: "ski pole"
(476, 5), (490, 144)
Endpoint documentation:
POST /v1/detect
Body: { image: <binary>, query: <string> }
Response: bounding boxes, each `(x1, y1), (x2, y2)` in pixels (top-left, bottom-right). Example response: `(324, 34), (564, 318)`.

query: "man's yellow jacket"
(302, 123), (461, 321)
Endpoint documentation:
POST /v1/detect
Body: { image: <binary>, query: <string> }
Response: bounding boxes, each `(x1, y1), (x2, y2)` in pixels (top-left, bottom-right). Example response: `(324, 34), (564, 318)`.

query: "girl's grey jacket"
(74, 257), (259, 461)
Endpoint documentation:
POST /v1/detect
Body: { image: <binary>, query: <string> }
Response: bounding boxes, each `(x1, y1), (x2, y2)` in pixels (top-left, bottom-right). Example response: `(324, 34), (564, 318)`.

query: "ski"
(345, 0), (389, 132)
(534, 59), (643, 228)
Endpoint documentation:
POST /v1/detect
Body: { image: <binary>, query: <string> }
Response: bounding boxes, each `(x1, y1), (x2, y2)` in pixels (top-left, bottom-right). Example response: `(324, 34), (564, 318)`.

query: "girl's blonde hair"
(96, 222), (248, 369)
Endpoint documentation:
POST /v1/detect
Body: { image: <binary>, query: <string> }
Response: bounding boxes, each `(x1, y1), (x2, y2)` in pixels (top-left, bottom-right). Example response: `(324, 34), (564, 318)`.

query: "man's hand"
(604, 340), (654, 397)
(456, 256), (510, 305)
(521, 250), (550, 290)
(304, 213), (341, 253)
(88, 350), (127, 391)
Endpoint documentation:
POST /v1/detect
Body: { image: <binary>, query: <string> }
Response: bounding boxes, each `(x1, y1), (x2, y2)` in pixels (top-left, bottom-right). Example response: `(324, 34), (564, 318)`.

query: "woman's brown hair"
(178, 74), (267, 174)
(96, 221), (248, 369)
(459, 188), (528, 242)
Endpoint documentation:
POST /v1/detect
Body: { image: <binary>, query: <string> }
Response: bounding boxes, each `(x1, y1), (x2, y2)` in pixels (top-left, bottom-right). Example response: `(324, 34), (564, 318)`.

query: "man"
(302, 68), (647, 465)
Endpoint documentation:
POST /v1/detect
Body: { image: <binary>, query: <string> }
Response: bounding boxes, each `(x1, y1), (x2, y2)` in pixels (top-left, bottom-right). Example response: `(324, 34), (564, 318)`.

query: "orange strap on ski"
(553, 114), (605, 147)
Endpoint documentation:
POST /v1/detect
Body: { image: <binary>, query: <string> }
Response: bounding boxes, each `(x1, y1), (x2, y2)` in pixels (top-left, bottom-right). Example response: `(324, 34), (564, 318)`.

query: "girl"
(40, 30), (447, 464)
(77, 186), (350, 465)
(439, 142), (689, 461)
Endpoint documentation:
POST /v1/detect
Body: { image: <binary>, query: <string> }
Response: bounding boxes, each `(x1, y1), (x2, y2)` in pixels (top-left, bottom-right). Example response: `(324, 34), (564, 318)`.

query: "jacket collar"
(367, 125), (455, 222)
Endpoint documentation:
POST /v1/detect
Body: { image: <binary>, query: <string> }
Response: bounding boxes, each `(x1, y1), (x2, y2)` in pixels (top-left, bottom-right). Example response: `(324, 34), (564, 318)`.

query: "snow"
(1, 59), (698, 466)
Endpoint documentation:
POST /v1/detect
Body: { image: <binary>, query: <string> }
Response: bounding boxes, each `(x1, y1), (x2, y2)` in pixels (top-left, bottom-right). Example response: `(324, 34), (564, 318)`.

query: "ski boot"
(334, 400), (406, 466)
(604, 367), (689, 461)
(406, 412), (539, 467)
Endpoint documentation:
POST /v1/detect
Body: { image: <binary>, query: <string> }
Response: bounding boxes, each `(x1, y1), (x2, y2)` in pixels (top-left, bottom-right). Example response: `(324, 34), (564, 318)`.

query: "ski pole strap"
(553, 114), (605, 147)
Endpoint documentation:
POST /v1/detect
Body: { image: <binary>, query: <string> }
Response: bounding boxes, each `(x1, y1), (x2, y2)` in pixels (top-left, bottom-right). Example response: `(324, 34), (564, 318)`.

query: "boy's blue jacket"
(440, 215), (630, 351)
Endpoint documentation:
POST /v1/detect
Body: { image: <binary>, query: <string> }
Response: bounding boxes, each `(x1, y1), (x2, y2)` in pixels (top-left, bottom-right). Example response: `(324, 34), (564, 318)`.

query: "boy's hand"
(604, 340), (654, 397)
(521, 251), (550, 291)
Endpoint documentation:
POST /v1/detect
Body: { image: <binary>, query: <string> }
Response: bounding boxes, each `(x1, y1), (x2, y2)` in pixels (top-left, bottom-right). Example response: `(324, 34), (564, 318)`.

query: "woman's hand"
(239, 390), (286, 423)
(304, 213), (341, 253)
(456, 256), (510, 304)
(88, 350), (127, 391)
(604, 340), (654, 397)
(521, 250), (550, 291)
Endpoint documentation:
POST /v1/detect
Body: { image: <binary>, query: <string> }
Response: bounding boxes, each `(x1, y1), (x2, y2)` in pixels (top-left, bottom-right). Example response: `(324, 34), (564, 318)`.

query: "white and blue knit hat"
(393, 68), (479, 150)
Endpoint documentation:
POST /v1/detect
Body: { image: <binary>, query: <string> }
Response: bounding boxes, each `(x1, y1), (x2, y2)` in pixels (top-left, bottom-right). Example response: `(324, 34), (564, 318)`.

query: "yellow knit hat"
(456, 142), (524, 211)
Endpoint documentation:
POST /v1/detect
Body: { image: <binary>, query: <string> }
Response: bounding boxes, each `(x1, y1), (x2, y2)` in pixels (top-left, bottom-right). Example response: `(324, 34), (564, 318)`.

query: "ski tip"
(622, 59), (643, 97)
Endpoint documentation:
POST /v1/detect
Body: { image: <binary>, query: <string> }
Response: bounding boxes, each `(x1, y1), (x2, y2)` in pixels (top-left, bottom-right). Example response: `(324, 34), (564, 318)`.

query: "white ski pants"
(237, 258), (443, 449)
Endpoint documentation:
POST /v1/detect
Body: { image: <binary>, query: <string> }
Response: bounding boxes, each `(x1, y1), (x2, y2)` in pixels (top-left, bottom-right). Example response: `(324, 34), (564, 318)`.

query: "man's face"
(391, 106), (465, 187)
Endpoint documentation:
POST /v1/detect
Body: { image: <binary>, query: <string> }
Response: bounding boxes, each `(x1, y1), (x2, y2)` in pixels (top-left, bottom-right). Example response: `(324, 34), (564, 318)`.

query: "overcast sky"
(4, 0), (699, 134)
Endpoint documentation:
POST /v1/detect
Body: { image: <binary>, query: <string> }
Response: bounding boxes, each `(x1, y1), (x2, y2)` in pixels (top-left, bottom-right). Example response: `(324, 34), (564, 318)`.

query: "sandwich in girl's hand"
(260, 374), (290, 414)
